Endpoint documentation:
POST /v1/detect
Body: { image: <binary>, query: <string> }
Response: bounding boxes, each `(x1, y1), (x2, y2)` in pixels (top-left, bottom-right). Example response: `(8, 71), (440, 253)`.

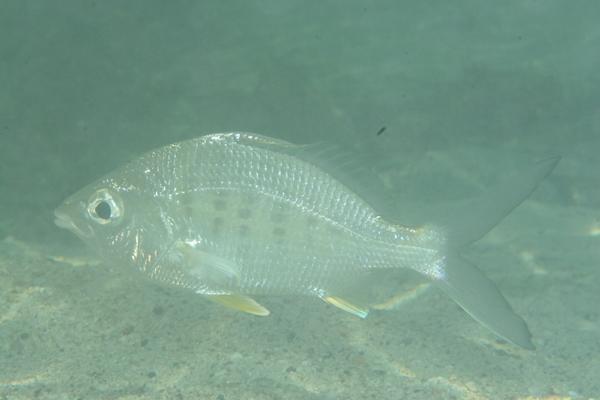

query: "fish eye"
(94, 201), (112, 220)
(87, 189), (123, 225)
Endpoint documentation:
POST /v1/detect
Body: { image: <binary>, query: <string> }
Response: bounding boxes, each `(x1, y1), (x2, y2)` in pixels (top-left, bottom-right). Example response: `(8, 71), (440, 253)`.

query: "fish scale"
(55, 132), (559, 349)
(120, 133), (435, 294)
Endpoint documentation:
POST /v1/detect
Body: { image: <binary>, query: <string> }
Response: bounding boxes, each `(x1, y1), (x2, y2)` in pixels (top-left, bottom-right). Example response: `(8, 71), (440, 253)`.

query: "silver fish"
(55, 132), (558, 349)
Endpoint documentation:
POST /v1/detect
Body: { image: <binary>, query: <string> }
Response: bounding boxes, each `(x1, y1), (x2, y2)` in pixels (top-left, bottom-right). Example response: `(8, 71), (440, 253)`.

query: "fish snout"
(54, 208), (93, 239)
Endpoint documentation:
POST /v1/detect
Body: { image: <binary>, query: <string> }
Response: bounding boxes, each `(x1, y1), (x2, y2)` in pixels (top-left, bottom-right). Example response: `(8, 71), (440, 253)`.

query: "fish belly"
(174, 189), (397, 295)
(154, 133), (439, 296)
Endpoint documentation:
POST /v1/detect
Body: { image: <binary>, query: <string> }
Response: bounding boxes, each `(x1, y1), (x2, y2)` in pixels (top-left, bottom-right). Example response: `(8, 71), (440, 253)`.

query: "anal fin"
(371, 283), (431, 310)
(208, 294), (270, 316)
(322, 296), (369, 318)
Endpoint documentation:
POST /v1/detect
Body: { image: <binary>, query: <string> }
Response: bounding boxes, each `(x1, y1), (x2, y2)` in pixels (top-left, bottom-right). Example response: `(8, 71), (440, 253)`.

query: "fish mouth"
(54, 210), (93, 239)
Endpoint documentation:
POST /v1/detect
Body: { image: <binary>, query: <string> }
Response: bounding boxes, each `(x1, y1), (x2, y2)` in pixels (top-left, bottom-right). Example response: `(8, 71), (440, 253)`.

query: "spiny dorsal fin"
(226, 132), (399, 220)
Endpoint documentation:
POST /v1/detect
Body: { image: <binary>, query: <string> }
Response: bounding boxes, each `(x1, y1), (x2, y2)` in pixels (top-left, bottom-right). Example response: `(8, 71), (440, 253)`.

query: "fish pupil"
(95, 201), (112, 220)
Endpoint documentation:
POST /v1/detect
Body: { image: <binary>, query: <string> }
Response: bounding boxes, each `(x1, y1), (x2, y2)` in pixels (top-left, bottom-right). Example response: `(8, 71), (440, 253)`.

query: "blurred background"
(1, 1), (599, 399)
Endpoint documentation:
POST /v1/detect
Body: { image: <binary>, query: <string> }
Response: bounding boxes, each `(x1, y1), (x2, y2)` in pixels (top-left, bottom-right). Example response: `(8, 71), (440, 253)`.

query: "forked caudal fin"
(435, 256), (535, 349)
(435, 156), (560, 249)
(430, 156), (559, 349)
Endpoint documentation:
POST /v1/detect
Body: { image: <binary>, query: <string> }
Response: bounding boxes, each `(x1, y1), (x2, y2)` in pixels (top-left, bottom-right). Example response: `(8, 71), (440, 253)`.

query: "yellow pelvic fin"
(323, 296), (369, 319)
(208, 294), (270, 316)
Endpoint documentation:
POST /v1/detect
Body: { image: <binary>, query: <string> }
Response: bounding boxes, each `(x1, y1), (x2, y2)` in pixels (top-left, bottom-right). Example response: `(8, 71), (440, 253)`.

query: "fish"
(54, 132), (559, 349)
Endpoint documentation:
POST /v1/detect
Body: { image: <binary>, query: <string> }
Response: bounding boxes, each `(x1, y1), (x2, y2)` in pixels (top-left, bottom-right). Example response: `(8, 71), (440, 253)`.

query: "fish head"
(54, 176), (154, 262)
(55, 184), (122, 237)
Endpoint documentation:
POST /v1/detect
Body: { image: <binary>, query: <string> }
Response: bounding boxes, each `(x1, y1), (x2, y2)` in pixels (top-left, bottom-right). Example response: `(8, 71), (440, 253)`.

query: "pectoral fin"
(208, 294), (270, 316)
(322, 296), (370, 318)
(176, 240), (240, 288)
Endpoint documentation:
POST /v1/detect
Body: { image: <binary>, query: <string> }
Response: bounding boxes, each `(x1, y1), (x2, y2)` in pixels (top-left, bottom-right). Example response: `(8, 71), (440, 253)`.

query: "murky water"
(1, 2), (599, 399)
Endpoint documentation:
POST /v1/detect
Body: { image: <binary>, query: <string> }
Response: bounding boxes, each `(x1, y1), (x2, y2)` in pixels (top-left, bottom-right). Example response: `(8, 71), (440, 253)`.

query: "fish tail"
(427, 156), (559, 349)
(442, 156), (560, 249)
(433, 255), (534, 349)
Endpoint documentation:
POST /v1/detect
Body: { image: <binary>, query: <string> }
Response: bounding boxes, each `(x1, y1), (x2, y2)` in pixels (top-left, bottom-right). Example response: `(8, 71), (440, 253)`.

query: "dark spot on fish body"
(121, 324), (135, 336)
(213, 199), (227, 211)
(270, 212), (286, 223)
(239, 224), (250, 236)
(238, 208), (252, 219)
(213, 217), (224, 235)
(182, 204), (194, 219)
(272, 227), (286, 237)
(152, 305), (165, 316)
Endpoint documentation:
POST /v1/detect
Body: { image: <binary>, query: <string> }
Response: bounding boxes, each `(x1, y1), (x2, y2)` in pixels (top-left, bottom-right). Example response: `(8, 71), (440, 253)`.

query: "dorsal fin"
(226, 132), (399, 221)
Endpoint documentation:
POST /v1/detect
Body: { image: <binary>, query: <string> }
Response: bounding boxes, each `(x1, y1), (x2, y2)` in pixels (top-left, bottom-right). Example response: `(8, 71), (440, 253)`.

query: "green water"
(1, 1), (598, 399)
